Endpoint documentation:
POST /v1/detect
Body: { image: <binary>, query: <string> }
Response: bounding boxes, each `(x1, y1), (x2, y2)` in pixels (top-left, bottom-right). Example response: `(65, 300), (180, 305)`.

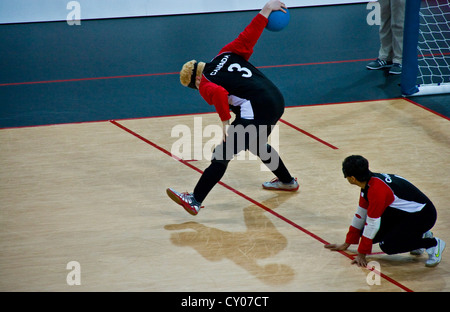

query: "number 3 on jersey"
(228, 63), (252, 78)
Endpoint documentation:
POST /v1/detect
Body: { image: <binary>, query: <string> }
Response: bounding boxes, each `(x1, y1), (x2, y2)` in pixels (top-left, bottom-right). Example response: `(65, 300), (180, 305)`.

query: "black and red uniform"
(198, 13), (284, 124)
(346, 172), (437, 255)
(192, 13), (293, 204)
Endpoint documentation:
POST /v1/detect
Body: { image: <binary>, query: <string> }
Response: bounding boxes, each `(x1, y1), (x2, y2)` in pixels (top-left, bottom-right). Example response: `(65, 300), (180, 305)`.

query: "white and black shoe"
(389, 63), (402, 75)
(425, 237), (446, 267)
(166, 188), (203, 216)
(262, 177), (299, 192)
(366, 58), (393, 70)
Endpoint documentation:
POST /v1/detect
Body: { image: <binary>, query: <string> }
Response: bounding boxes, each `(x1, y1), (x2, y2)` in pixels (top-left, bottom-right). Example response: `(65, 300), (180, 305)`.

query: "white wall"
(0, 0), (368, 24)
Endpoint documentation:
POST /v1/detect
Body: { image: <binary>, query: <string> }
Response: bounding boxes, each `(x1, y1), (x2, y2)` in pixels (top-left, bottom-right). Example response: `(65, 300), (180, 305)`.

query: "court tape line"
(279, 119), (338, 150)
(3, 53), (448, 87)
(110, 119), (414, 292)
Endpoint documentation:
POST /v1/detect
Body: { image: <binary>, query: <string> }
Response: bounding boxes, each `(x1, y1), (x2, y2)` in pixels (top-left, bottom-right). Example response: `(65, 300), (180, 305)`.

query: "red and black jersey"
(346, 172), (432, 254)
(198, 13), (284, 123)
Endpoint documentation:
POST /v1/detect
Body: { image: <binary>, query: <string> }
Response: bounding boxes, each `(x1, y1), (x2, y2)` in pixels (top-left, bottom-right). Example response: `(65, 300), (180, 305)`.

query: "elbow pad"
(362, 216), (381, 240)
(350, 206), (367, 230)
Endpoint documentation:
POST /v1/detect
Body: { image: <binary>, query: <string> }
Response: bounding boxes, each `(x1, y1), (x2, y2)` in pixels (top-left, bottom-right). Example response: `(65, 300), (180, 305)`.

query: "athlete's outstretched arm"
(218, 0), (287, 60)
(260, 0), (287, 18)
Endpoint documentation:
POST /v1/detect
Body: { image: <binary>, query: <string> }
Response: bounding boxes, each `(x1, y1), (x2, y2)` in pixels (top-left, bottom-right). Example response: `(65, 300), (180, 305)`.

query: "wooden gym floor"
(1, 98), (449, 292)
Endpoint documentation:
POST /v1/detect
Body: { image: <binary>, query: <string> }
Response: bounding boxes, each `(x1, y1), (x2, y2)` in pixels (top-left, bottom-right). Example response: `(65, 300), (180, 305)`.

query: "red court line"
(0, 57), (376, 87)
(420, 51), (450, 58)
(279, 118), (339, 149)
(2, 51), (448, 87)
(403, 97), (450, 121)
(109, 119), (413, 292)
(258, 58), (375, 69)
(258, 52), (448, 70)
(0, 72), (179, 87)
(3, 52), (448, 87)
(2, 97), (447, 131)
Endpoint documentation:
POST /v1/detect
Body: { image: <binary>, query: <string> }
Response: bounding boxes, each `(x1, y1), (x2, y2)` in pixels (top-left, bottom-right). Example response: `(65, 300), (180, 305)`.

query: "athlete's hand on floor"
(351, 253), (368, 267)
(324, 242), (350, 251)
(325, 243), (369, 267)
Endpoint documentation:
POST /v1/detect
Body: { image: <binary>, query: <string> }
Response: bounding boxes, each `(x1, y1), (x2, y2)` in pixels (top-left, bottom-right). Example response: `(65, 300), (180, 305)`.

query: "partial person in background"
(366, 0), (406, 75)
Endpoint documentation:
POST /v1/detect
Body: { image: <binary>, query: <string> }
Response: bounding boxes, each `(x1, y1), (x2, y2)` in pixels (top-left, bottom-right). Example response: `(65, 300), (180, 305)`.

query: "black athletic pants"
(193, 117), (293, 204)
(373, 202), (437, 254)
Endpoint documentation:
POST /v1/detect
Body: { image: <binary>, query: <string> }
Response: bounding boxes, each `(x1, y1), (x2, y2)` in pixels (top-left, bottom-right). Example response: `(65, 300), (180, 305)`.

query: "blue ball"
(266, 9), (290, 32)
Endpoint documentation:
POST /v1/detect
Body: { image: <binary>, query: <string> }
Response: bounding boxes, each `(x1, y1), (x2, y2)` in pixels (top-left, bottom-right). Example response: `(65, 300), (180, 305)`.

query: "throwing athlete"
(166, 0), (298, 216)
